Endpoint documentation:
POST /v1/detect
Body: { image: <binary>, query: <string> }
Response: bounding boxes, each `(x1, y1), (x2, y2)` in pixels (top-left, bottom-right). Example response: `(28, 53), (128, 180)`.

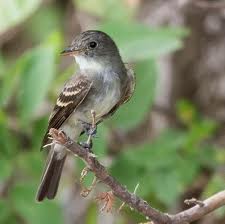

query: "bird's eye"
(89, 41), (97, 49)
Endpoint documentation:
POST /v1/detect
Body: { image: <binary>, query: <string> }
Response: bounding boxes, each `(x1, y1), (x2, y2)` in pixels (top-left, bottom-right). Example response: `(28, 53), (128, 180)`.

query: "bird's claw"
(87, 126), (97, 137)
(49, 128), (67, 145)
(81, 121), (97, 138)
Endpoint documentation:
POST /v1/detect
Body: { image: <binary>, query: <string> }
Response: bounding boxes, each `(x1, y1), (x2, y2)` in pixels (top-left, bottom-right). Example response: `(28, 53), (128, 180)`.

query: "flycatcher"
(36, 30), (135, 202)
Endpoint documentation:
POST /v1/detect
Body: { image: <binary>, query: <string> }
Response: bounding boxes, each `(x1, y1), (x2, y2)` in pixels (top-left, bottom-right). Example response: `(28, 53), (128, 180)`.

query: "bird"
(36, 30), (135, 202)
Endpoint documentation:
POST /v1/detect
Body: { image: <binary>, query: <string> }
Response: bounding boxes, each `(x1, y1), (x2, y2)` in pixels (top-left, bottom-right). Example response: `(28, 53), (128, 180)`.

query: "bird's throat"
(74, 56), (105, 72)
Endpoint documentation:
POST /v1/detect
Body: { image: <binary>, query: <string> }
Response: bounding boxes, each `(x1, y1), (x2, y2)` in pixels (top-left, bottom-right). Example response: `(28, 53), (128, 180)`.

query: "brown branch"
(171, 191), (225, 223)
(193, 0), (225, 9)
(49, 128), (225, 224)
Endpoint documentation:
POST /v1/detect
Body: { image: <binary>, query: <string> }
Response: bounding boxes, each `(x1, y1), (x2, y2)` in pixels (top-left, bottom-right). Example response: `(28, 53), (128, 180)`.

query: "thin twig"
(170, 191), (225, 223)
(49, 128), (225, 224)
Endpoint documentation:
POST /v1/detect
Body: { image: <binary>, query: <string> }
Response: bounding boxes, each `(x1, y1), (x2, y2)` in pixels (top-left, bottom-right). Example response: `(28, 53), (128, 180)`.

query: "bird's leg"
(79, 110), (97, 150)
(81, 114), (97, 138)
(79, 115), (98, 197)
(87, 110), (96, 144)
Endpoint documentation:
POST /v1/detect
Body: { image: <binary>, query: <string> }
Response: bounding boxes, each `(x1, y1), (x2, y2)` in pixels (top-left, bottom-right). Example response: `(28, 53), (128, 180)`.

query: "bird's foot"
(79, 110), (97, 153)
(80, 110), (97, 138)
(81, 121), (97, 138)
(88, 126), (97, 137)
(48, 128), (68, 145)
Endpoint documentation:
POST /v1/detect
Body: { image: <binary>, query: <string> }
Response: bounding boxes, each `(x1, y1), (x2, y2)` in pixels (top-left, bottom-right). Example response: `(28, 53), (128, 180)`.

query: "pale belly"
(62, 79), (121, 140)
(75, 85), (120, 123)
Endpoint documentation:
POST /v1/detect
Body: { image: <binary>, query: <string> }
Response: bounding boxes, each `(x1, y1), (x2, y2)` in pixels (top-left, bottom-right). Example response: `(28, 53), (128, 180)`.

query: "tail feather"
(46, 156), (66, 200)
(36, 150), (66, 202)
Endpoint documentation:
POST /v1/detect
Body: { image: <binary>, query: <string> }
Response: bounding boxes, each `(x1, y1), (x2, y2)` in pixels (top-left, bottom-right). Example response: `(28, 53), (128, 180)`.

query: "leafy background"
(0, 0), (225, 224)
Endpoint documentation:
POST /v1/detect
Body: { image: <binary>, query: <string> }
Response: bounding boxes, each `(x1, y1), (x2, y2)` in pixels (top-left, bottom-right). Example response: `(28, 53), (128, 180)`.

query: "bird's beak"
(60, 47), (82, 56)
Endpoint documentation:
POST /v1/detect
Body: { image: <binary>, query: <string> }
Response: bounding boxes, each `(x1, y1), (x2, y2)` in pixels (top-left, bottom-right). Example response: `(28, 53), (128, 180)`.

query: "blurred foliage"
(111, 124), (217, 207)
(109, 59), (157, 128)
(0, 0), (223, 224)
(0, 0), (42, 34)
(99, 22), (188, 61)
(75, 0), (135, 21)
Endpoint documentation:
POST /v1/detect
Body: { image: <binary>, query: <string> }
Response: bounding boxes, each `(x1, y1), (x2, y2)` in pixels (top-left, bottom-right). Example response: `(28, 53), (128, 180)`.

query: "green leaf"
(0, 158), (13, 181)
(176, 100), (198, 125)
(31, 116), (48, 150)
(25, 6), (63, 42)
(18, 45), (55, 124)
(0, 32), (62, 110)
(0, 200), (16, 224)
(115, 130), (187, 168)
(215, 148), (225, 165)
(0, 0), (42, 34)
(195, 145), (217, 169)
(110, 154), (142, 194)
(17, 151), (43, 177)
(188, 119), (217, 147)
(0, 53), (5, 74)
(110, 130), (199, 205)
(0, 111), (18, 158)
(75, 0), (134, 21)
(109, 60), (157, 128)
(99, 22), (188, 61)
(11, 183), (63, 224)
(0, 54), (27, 108)
(151, 170), (180, 205)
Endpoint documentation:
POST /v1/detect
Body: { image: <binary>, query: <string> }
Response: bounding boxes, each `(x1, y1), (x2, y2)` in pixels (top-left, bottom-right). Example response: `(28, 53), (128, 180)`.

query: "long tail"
(36, 149), (66, 202)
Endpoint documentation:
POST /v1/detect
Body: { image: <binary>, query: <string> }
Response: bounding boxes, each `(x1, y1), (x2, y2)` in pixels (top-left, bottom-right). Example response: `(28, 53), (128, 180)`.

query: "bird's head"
(61, 30), (122, 71)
